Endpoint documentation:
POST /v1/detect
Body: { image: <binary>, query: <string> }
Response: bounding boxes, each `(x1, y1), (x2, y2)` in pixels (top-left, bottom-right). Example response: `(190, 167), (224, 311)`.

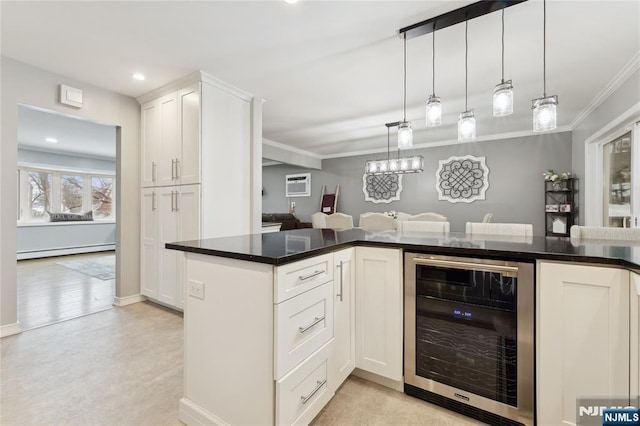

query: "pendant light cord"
(543, 0), (547, 97)
(465, 20), (468, 112)
(403, 35), (407, 121)
(432, 28), (436, 96)
(387, 127), (390, 162)
(501, 9), (505, 83)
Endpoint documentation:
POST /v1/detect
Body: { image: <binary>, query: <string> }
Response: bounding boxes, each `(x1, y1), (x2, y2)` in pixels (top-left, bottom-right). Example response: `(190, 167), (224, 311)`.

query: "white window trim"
(17, 165), (116, 224)
(584, 101), (640, 226)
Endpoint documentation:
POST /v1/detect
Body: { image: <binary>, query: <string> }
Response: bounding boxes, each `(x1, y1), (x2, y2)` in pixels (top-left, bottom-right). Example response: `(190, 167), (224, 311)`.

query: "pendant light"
(366, 123), (423, 175)
(398, 35), (413, 149)
(425, 27), (442, 127)
(532, 0), (558, 132)
(458, 20), (476, 142)
(493, 9), (514, 117)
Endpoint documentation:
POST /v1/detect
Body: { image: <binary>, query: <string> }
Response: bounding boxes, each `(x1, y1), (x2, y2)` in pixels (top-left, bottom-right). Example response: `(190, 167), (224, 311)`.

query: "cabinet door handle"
(175, 159), (180, 179)
(298, 270), (323, 281)
(301, 379), (327, 405)
(152, 162), (157, 182)
(170, 191), (175, 212)
(152, 191), (156, 211)
(175, 191), (179, 212)
(171, 159), (176, 180)
(337, 261), (343, 301)
(298, 316), (325, 334)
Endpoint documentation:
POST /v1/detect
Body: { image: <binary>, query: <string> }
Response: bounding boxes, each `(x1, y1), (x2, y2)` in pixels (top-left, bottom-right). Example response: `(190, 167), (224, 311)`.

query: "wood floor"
(17, 252), (115, 331)
(1, 301), (483, 426)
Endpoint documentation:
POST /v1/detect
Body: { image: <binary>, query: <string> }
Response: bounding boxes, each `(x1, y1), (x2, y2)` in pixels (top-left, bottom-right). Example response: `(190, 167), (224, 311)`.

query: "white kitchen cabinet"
(537, 261), (630, 425)
(141, 185), (201, 310)
(329, 247), (355, 393)
(142, 89), (198, 187)
(139, 72), (261, 310)
(140, 188), (158, 298)
(141, 101), (160, 187)
(355, 246), (403, 381)
(177, 83), (200, 186)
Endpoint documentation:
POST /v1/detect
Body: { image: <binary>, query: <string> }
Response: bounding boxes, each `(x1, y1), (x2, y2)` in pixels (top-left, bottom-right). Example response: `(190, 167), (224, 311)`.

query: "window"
(28, 170), (52, 219)
(602, 132), (632, 227)
(92, 176), (113, 219)
(61, 174), (84, 213)
(17, 166), (115, 223)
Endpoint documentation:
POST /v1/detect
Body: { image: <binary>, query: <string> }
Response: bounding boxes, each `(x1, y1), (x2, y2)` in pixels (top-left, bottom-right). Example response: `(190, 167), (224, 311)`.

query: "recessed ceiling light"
(45, 137), (58, 143)
(285, 0), (299, 4)
(132, 72), (145, 81)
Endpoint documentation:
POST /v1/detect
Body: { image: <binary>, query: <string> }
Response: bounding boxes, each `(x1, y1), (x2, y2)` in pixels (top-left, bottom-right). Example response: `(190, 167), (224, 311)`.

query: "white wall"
(1, 57), (141, 329)
(18, 148), (116, 173)
(17, 223), (116, 259)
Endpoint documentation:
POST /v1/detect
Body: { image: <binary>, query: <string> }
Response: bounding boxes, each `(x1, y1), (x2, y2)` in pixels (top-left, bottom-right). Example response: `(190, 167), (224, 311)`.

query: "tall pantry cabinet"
(139, 72), (261, 310)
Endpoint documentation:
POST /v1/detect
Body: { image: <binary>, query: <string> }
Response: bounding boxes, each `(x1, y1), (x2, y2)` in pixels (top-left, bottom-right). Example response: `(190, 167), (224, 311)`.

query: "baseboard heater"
(17, 244), (115, 260)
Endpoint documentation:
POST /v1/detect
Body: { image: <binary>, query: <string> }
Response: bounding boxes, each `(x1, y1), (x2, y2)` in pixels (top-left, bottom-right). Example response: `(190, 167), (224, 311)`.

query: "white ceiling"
(2, 1), (639, 157)
(18, 106), (116, 159)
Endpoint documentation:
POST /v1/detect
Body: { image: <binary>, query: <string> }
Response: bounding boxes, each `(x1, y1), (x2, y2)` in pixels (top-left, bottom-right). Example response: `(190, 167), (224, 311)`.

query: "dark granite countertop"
(166, 228), (640, 270)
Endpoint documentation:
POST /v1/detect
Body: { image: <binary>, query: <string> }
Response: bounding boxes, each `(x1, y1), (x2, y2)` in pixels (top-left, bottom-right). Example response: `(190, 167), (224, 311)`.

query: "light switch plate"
(188, 280), (204, 300)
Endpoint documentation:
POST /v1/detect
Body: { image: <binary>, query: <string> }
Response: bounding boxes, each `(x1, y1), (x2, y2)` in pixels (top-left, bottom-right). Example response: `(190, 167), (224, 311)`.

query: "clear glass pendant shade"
(365, 156), (423, 175)
(397, 121), (413, 149)
(532, 95), (558, 132)
(493, 80), (514, 117)
(457, 110), (476, 142)
(425, 95), (442, 127)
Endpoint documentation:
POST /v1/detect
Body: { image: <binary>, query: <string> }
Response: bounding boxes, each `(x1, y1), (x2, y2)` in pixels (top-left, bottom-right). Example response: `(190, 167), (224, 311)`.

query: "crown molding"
(136, 71), (255, 104)
(570, 50), (640, 130)
(319, 126), (572, 160)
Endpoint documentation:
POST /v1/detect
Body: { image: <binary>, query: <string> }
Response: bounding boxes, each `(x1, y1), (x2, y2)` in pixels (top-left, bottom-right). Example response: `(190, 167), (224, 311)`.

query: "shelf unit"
(544, 178), (578, 237)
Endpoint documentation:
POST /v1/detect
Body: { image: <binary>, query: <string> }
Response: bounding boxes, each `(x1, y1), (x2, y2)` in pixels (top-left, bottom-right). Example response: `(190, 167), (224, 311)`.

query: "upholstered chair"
(398, 220), (450, 234)
(465, 222), (534, 237)
(409, 212), (448, 222)
(570, 226), (640, 241)
(311, 212), (327, 229)
(325, 213), (354, 229)
(359, 212), (395, 231)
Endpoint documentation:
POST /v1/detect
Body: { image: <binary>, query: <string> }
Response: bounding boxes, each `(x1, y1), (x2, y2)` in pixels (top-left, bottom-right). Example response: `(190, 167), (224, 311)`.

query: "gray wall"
(18, 148), (116, 173)
(263, 132), (572, 236)
(1, 57), (140, 328)
(572, 68), (640, 224)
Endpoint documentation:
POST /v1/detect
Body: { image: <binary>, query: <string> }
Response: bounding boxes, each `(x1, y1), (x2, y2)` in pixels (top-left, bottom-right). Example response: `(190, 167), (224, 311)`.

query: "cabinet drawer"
(275, 254), (334, 303)
(276, 340), (334, 426)
(275, 283), (334, 379)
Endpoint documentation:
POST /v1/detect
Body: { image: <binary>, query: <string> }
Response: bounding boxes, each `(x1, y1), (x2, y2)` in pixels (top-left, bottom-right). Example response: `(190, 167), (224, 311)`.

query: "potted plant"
(543, 170), (571, 190)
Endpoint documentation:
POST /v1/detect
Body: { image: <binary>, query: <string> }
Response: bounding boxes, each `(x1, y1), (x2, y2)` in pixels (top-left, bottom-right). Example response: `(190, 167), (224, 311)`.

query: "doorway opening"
(16, 105), (118, 330)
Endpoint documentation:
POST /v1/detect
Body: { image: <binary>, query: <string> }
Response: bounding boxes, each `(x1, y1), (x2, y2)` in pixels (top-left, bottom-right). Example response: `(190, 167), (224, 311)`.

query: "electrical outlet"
(291, 201), (295, 208)
(188, 280), (204, 300)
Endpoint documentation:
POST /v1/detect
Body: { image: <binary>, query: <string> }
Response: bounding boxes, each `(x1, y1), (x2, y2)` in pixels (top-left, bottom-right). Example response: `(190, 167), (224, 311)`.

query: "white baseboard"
(179, 397), (230, 426)
(112, 294), (146, 307)
(351, 368), (404, 392)
(1, 322), (23, 338)
(17, 244), (116, 260)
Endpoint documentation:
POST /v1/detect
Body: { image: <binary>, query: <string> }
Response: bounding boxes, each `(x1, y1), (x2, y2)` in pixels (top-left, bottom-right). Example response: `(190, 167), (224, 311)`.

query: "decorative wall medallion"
(362, 173), (403, 204)
(436, 155), (489, 203)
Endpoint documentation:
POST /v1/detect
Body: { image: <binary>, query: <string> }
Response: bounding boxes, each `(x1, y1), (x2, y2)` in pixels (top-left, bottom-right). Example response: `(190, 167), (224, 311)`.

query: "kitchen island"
(167, 228), (640, 426)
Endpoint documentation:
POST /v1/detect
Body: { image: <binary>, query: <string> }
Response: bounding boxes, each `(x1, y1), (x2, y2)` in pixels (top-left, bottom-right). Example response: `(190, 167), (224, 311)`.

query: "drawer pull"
(298, 316), (325, 334)
(301, 379), (327, 405)
(298, 270), (323, 281)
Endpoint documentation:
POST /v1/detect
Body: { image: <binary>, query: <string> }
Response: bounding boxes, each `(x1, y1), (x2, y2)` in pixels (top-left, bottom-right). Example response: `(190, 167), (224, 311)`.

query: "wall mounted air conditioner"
(285, 173), (311, 197)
